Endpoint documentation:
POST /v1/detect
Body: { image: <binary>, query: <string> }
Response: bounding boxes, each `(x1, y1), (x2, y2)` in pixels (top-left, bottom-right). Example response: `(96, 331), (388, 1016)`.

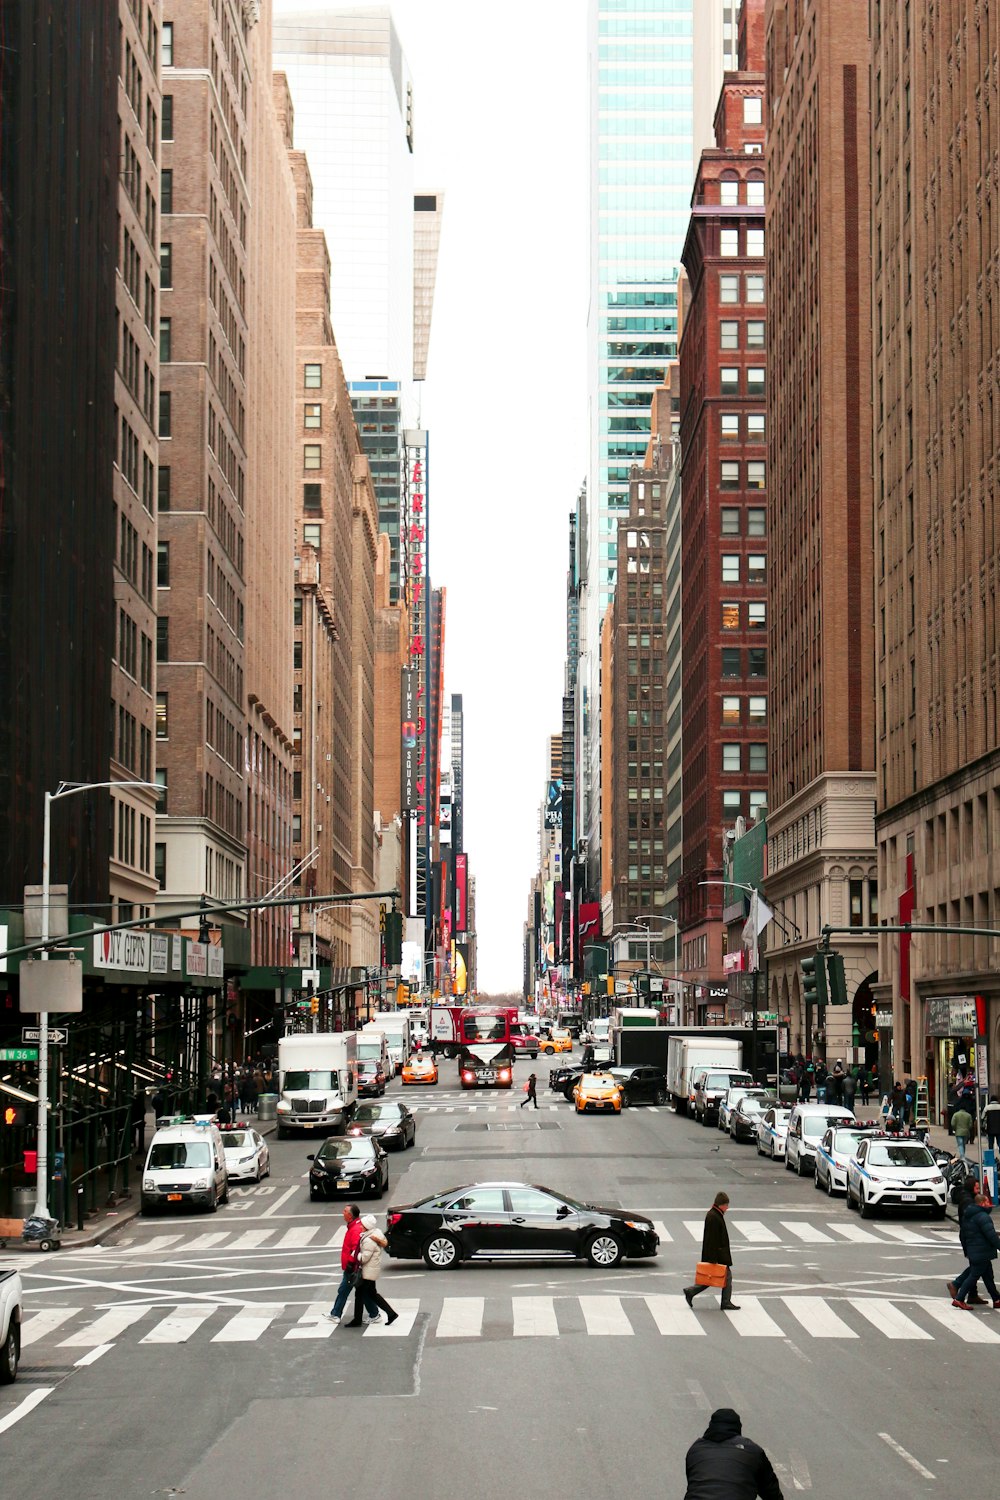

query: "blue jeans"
(957, 1136), (968, 1157)
(331, 1268), (358, 1317)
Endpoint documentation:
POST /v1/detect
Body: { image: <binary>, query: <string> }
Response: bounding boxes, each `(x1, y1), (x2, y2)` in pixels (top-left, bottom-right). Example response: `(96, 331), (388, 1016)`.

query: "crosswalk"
(18, 1292), (1000, 1350)
(102, 1216), (957, 1256)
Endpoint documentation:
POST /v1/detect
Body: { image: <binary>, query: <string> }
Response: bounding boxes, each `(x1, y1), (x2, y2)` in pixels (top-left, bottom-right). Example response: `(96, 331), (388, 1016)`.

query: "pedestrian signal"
(3, 1105), (26, 1127)
(384, 910), (403, 965)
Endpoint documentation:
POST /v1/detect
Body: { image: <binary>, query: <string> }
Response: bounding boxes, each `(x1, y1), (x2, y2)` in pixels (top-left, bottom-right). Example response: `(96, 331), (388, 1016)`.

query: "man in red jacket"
(326, 1204), (363, 1321)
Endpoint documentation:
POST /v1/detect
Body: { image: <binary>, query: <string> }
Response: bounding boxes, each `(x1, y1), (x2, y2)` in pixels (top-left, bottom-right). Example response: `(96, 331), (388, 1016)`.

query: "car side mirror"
(306, 1154), (315, 1161)
(556, 1204), (572, 1218)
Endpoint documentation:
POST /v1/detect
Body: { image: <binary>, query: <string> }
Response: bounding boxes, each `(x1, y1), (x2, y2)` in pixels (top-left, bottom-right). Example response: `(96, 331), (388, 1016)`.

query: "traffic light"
(396, 982), (410, 1007)
(310, 996), (319, 1015)
(826, 950), (848, 1005)
(3, 1105), (26, 1127)
(800, 952), (828, 1008)
(384, 910), (403, 966)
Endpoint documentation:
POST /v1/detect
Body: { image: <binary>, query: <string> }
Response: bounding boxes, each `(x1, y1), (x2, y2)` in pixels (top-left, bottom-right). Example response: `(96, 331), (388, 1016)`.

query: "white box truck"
(363, 1014), (410, 1075)
(667, 1034), (743, 1114)
(276, 1032), (358, 1138)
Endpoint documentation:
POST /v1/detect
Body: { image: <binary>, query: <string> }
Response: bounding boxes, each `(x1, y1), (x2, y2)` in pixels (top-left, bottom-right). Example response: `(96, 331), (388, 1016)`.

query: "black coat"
(701, 1205), (732, 1267)
(963, 1203), (1000, 1264)
(685, 1429), (783, 1500)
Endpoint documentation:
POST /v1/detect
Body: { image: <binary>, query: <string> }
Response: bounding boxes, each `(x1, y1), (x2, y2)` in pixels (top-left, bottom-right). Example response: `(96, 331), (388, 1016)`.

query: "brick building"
(350, 449), (379, 975)
(764, 0), (877, 1057)
(873, 1), (1000, 1108)
(677, 0), (768, 1000)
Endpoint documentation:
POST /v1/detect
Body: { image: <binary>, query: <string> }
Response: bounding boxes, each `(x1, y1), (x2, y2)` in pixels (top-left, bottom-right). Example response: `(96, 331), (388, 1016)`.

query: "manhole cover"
(454, 1122), (490, 1132)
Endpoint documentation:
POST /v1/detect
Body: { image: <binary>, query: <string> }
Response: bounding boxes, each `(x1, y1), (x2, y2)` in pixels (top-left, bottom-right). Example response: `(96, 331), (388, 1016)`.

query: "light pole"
(37, 778), (158, 1221)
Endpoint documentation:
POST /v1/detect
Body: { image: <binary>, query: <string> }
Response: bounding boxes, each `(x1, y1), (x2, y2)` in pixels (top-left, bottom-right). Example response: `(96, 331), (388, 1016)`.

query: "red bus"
(459, 1006), (513, 1046)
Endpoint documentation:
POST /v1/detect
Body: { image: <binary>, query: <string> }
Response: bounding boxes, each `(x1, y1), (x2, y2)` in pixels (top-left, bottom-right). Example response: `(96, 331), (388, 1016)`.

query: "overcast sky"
(383, 2), (590, 992)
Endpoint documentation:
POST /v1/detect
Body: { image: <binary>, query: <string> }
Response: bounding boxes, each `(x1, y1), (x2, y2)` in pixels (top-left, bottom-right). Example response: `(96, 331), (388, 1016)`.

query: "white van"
(784, 1104), (856, 1176)
(141, 1119), (229, 1215)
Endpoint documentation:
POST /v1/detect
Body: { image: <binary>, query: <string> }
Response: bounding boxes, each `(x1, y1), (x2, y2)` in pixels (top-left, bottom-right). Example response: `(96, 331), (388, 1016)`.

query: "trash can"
(257, 1093), (278, 1122)
(12, 1186), (35, 1218)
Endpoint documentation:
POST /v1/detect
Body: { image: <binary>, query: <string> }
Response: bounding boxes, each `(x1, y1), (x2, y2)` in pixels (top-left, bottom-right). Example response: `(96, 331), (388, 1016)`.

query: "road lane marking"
(74, 1343), (114, 1366)
(0, 1388), (53, 1435)
(827, 1224), (884, 1244)
(727, 1295), (784, 1336)
(644, 1295), (706, 1336)
(182, 1233), (230, 1251)
(684, 1220), (704, 1241)
(922, 1303), (1000, 1343)
(275, 1226), (319, 1248)
(363, 1299), (420, 1337)
(261, 1186), (298, 1217)
(227, 1230), (275, 1250)
(879, 1432), (937, 1480)
(59, 1305), (152, 1347)
(849, 1299), (932, 1340)
(435, 1297), (484, 1337)
(142, 1304), (219, 1343)
(652, 1220), (673, 1243)
(877, 1226), (948, 1246)
(20, 1308), (81, 1345)
(579, 1296), (632, 1335)
(512, 1296), (559, 1336)
(782, 1296), (858, 1337)
(783, 1222), (835, 1243)
(327, 1226), (347, 1248)
(286, 1302), (337, 1339)
(211, 1303), (284, 1341)
(122, 1235), (184, 1255)
(733, 1220), (781, 1243)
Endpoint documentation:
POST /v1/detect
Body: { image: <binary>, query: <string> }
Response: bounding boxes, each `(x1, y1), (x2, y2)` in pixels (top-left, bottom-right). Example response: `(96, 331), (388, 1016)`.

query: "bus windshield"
(460, 1008), (511, 1044)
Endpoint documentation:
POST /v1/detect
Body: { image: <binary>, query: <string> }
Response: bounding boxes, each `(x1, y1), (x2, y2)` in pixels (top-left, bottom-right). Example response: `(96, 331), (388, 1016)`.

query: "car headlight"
(930, 1175), (945, 1185)
(239, 1153), (256, 1163)
(623, 1220), (647, 1231)
(277, 1100), (290, 1113)
(193, 1174), (210, 1189)
(143, 1177), (155, 1190)
(383, 1126), (401, 1135)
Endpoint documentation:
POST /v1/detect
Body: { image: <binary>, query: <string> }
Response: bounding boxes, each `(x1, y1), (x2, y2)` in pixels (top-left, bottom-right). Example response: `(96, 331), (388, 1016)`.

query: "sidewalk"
(2, 1111), (278, 1254)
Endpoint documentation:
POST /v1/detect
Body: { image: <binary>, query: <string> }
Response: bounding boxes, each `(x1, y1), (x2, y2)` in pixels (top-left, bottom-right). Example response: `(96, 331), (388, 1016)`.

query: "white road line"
(211, 1304), (283, 1342)
(0, 1388), (53, 1435)
(142, 1304), (218, 1343)
(580, 1296), (632, 1335)
(876, 1225), (947, 1246)
(181, 1232), (229, 1251)
(20, 1307), (81, 1345)
(513, 1296), (559, 1337)
(782, 1297), (858, 1338)
(275, 1226), (319, 1248)
(227, 1230), (275, 1250)
(849, 1299), (932, 1340)
(733, 1220), (781, 1243)
(285, 1302), (337, 1340)
(262, 1186), (298, 1218)
(435, 1297), (485, 1338)
(652, 1220), (673, 1243)
(327, 1225), (347, 1248)
(363, 1299), (420, 1337)
(122, 1234), (184, 1255)
(879, 1432), (937, 1480)
(59, 1305), (152, 1348)
(644, 1295), (706, 1336)
(684, 1220), (704, 1241)
(922, 1303), (1000, 1343)
(828, 1224), (884, 1244)
(784, 1222), (835, 1243)
(74, 1343), (114, 1367)
(728, 1296), (785, 1336)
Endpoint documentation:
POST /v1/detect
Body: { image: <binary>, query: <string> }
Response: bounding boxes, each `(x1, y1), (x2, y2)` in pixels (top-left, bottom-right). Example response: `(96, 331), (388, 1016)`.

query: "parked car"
(814, 1124), (881, 1195)
(0, 1268), (22, 1383)
(730, 1093), (776, 1143)
(719, 1086), (771, 1134)
(755, 1106), (792, 1159)
(307, 1134), (389, 1199)
(846, 1135), (947, 1218)
(348, 1100), (416, 1151)
(692, 1068), (755, 1126)
(220, 1127), (270, 1183)
(785, 1104), (857, 1176)
(385, 1181), (659, 1269)
(605, 1066), (668, 1107)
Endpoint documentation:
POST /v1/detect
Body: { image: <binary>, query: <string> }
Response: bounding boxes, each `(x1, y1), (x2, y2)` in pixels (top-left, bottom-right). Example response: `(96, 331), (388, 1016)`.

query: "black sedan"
(307, 1135), (388, 1199)
(550, 1063), (585, 1097)
(347, 1101), (416, 1151)
(385, 1180), (660, 1270)
(730, 1093), (777, 1142)
(606, 1066), (668, 1107)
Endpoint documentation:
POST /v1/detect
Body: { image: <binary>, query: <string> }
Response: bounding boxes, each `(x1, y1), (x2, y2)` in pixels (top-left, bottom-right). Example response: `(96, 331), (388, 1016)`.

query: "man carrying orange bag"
(684, 1190), (740, 1312)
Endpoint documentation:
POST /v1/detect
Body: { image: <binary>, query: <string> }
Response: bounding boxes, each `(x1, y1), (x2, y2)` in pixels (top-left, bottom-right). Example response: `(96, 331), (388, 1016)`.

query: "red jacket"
(341, 1217), (362, 1269)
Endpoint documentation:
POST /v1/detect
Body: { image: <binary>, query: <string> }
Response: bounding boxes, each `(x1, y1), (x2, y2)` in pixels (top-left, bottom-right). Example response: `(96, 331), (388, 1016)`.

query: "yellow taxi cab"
(401, 1053), (439, 1086)
(538, 1030), (573, 1056)
(573, 1072), (623, 1114)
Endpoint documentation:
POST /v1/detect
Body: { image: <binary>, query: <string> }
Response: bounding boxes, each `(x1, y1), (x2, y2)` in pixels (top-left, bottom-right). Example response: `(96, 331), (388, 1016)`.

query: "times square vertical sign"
(402, 430), (429, 923)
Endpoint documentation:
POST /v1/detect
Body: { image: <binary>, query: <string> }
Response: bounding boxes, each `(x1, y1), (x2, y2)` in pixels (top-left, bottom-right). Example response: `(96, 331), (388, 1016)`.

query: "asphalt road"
(2, 1048), (998, 1497)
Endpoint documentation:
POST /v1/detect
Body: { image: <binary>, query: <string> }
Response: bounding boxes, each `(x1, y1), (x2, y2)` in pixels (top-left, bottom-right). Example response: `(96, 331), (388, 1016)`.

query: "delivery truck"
(362, 1014), (411, 1075)
(666, 1034), (743, 1114)
(276, 1032), (358, 1138)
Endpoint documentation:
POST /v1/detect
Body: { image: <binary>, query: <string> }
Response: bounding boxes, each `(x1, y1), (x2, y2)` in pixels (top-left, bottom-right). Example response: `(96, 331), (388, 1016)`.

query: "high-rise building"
(349, 447), (379, 975)
(873, 1), (1000, 1100)
(414, 192), (445, 383)
(764, 0), (877, 1058)
(450, 694), (465, 854)
(351, 380), (403, 601)
(677, 0), (767, 994)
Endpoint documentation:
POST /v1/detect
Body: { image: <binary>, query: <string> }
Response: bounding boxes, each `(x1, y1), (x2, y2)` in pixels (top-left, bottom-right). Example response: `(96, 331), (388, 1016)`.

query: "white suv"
(784, 1104), (856, 1176)
(846, 1135), (947, 1218)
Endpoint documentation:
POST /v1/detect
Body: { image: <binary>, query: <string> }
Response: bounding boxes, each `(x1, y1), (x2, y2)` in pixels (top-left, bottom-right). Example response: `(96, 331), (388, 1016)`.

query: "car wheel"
(826, 1171), (835, 1196)
(423, 1233), (460, 1270)
(221, 1181), (230, 1205)
(846, 1184), (858, 1211)
(785, 1151), (794, 1170)
(755, 1138), (763, 1155)
(770, 1142), (778, 1160)
(207, 1188), (218, 1214)
(797, 1154), (807, 1177)
(620, 1091), (632, 1109)
(859, 1191), (874, 1219)
(814, 1168), (823, 1191)
(586, 1232), (624, 1268)
(563, 1087), (575, 1103)
(0, 1325), (18, 1384)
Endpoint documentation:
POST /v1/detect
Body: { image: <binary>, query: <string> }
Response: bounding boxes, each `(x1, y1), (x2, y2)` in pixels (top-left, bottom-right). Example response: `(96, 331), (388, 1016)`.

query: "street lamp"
(36, 778), (159, 1221)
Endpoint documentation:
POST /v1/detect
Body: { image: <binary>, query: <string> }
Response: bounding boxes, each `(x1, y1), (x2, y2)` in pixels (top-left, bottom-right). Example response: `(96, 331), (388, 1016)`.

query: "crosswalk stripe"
(211, 1304), (283, 1342)
(363, 1299), (420, 1337)
(60, 1306), (152, 1348)
(644, 1295), (706, 1336)
(580, 1296), (632, 1335)
(876, 1225), (948, 1246)
(782, 1296), (858, 1338)
(228, 1230), (275, 1250)
(21, 1308), (81, 1346)
(275, 1226), (319, 1248)
(513, 1296), (559, 1337)
(182, 1233), (229, 1251)
(684, 1220), (704, 1241)
(849, 1299), (932, 1340)
(285, 1303), (336, 1340)
(652, 1220), (673, 1243)
(728, 1295), (785, 1336)
(122, 1234), (184, 1255)
(328, 1226), (347, 1249)
(922, 1303), (1000, 1343)
(783, 1222), (835, 1243)
(142, 1304), (218, 1344)
(734, 1220), (781, 1244)
(828, 1224), (884, 1244)
(435, 1297), (484, 1338)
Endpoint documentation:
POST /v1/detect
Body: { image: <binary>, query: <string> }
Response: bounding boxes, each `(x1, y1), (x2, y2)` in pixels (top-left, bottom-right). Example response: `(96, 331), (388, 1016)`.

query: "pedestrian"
(347, 1214), (398, 1327)
(952, 1104), (974, 1158)
(683, 1191), (739, 1312)
(520, 1072), (539, 1110)
(947, 1177), (987, 1307)
(891, 1080), (905, 1123)
(683, 1407), (783, 1500)
(797, 1060), (811, 1104)
(903, 1076), (918, 1127)
(951, 1191), (1000, 1311)
(241, 1069), (258, 1116)
(859, 1066), (871, 1107)
(326, 1204), (364, 1322)
(982, 1096), (1000, 1153)
(829, 1060), (845, 1106)
(842, 1068), (856, 1115)
(814, 1060), (827, 1103)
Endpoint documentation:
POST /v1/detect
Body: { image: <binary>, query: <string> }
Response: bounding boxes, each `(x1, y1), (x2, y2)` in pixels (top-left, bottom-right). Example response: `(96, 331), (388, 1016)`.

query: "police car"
(845, 1133), (948, 1218)
(220, 1126), (270, 1183)
(755, 1105), (792, 1159)
(813, 1123), (880, 1196)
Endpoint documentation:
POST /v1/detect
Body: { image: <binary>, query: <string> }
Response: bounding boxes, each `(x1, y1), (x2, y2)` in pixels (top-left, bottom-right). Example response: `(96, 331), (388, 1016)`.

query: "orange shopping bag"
(694, 1262), (728, 1288)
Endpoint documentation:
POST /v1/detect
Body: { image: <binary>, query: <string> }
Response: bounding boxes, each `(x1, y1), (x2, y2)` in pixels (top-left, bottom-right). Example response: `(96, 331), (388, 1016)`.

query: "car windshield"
(221, 1132), (247, 1148)
(284, 1070), (338, 1091)
(354, 1105), (399, 1123)
(868, 1144), (934, 1168)
(463, 1013), (506, 1041)
(582, 1073), (616, 1088)
(317, 1139), (371, 1161)
(148, 1141), (212, 1169)
(803, 1115), (846, 1140)
(357, 1043), (383, 1060)
(739, 1098), (768, 1116)
(832, 1131), (868, 1154)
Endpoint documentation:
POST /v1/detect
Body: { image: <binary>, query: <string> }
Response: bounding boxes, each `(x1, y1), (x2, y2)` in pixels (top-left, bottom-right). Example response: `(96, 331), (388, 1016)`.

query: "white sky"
(385, 2), (590, 992)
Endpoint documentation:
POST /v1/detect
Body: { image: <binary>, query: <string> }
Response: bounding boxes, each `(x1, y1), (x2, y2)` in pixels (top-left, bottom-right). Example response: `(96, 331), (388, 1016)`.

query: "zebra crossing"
(18, 1292), (999, 1350)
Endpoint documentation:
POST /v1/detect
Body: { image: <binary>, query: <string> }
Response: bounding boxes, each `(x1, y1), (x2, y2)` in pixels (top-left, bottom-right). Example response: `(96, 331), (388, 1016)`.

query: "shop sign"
(150, 934), (169, 974)
(977, 1042), (990, 1090)
(93, 931), (150, 972)
(723, 950), (744, 974)
(926, 996), (978, 1036)
(172, 934), (183, 972)
(186, 941), (207, 977)
(709, 984), (729, 999)
(208, 944), (224, 979)
(875, 1009), (894, 1030)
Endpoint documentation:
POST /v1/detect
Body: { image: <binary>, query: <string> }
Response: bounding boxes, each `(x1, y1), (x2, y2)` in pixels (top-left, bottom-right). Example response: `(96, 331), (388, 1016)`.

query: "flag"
(741, 890), (773, 973)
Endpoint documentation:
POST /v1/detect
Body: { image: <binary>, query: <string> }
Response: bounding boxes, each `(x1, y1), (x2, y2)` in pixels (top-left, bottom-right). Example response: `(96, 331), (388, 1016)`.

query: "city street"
(1, 1050), (997, 1496)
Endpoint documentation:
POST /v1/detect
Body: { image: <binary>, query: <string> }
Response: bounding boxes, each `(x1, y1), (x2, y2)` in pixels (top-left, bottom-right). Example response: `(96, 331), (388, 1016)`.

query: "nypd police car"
(814, 1123), (880, 1196)
(755, 1105), (791, 1159)
(845, 1134), (947, 1218)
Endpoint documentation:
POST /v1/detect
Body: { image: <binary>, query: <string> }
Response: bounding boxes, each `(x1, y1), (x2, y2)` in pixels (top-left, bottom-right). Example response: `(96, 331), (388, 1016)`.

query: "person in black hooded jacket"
(684, 1408), (784, 1499)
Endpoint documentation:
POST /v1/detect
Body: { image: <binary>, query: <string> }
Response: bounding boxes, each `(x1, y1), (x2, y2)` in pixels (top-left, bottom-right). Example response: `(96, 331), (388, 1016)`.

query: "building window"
(162, 95), (173, 140)
(720, 227), (739, 257)
(720, 274), (740, 304)
(292, 813), (302, 844)
(720, 320), (739, 350)
(748, 553), (766, 583)
(155, 768), (168, 812)
(749, 791), (767, 817)
(869, 879), (879, 921)
(156, 617), (168, 661)
(723, 744), (741, 772)
(850, 879), (864, 927)
(749, 695), (766, 723)
(722, 696), (741, 725)
(157, 541), (169, 587)
(160, 169), (173, 215)
(721, 506), (740, 535)
(746, 320), (765, 349)
(744, 96), (762, 124)
(721, 461), (740, 491)
(747, 413), (765, 442)
(721, 367), (740, 395)
(746, 178), (764, 206)
(303, 444), (321, 470)
(747, 460), (766, 490)
(749, 743), (768, 773)
(748, 647), (767, 678)
(293, 641), (303, 671)
(293, 596), (303, 627)
(722, 647), (742, 678)
(159, 318), (171, 362)
(723, 790), (743, 817)
(720, 178), (739, 206)
(746, 273), (764, 303)
(722, 601), (740, 631)
(160, 243), (172, 288)
(154, 842), (166, 887)
(303, 523), (321, 549)
(748, 602), (766, 630)
(747, 506), (766, 536)
(156, 692), (168, 738)
(303, 483), (322, 510)
(158, 391), (171, 437)
(304, 404), (321, 429)
(722, 554), (740, 582)
(161, 21), (173, 67)
(746, 225), (765, 258)
(304, 363), (322, 389)
(747, 367), (765, 397)
(157, 466), (171, 511)
(721, 414), (740, 442)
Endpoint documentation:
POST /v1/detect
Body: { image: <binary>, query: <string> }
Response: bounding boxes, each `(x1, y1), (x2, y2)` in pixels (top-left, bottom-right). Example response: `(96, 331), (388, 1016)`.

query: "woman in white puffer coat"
(346, 1213), (398, 1327)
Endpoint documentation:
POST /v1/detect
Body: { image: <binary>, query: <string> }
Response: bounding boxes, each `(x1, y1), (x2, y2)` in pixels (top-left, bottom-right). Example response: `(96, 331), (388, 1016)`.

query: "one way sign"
(22, 1025), (68, 1046)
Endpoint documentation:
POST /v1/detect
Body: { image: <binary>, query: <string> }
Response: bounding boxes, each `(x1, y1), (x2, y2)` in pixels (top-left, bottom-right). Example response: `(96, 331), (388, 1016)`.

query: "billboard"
(454, 941), (470, 995)
(401, 669), (418, 812)
(544, 779), (562, 829)
(455, 853), (468, 932)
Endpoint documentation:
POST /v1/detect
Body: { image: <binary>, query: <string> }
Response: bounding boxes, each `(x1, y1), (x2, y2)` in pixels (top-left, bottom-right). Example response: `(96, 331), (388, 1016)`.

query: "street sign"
(22, 1026), (68, 1045)
(0, 1046), (38, 1061)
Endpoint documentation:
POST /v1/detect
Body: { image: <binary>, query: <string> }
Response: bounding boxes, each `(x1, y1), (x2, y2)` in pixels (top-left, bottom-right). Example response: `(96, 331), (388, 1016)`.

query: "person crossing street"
(684, 1191), (739, 1312)
(325, 1204), (363, 1323)
(521, 1072), (538, 1109)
